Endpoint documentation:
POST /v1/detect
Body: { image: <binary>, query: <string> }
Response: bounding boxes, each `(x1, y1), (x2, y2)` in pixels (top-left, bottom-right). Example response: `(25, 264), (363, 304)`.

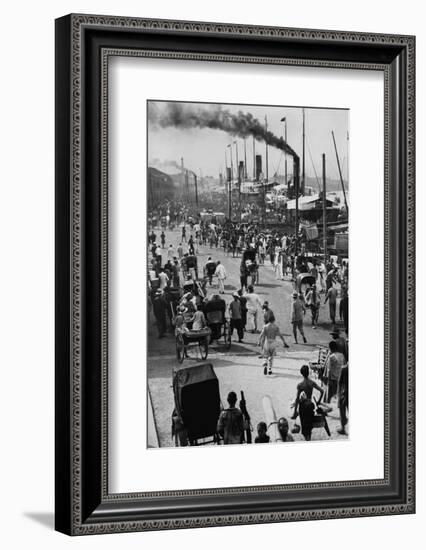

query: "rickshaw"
(241, 248), (259, 285)
(171, 362), (222, 446)
(296, 272), (316, 293)
(175, 327), (211, 363)
(204, 301), (232, 349)
(182, 278), (206, 303)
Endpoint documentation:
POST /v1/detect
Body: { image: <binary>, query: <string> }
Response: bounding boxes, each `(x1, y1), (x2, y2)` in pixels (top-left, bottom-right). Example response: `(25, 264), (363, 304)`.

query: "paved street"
(148, 227), (348, 447)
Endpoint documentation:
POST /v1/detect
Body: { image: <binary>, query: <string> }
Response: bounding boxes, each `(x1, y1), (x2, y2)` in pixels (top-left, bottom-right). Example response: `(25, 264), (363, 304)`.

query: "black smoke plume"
(148, 102), (299, 159)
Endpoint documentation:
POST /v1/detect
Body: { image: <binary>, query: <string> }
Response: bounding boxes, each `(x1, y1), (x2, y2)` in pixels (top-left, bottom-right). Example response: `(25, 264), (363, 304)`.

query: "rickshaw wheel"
(224, 321), (232, 349)
(176, 334), (185, 363)
(199, 337), (208, 360)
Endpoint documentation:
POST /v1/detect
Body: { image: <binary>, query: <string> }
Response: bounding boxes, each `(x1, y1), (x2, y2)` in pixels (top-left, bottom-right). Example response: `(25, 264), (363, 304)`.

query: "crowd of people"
(148, 214), (349, 442)
(217, 350), (349, 444)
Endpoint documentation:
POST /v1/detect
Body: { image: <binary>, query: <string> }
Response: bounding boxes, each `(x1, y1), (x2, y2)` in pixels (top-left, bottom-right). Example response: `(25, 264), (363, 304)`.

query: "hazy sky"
(148, 101), (349, 184)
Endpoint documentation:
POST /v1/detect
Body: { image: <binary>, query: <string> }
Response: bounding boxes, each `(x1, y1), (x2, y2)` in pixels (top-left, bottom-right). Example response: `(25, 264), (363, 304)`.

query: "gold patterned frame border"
(68, 14), (415, 534)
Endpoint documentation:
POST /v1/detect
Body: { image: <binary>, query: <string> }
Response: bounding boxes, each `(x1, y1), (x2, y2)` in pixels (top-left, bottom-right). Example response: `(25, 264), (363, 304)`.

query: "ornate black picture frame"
(55, 14), (415, 535)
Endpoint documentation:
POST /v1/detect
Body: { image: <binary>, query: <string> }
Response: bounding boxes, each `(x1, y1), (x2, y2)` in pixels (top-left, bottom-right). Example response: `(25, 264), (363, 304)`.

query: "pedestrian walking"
(237, 289), (247, 331)
(329, 327), (348, 361)
(324, 340), (345, 402)
(262, 301), (274, 325)
(158, 267), (169, 290)
(337, 363), (349, 435)
(339, 290), (349, 334)
(324, 284), (338, 324)
(240, 261), (248, 292)
(258, 241), (265, 265)
(177, 242), (184, 259)
(258, 314), (289, 375)
(305, 284), (320, 327)
(229, 292), (244, 342)
(244, 285), (262, 333)
(160, 231), (166, 248)
(217, 391), (244, 445)
(204, 257), (217, 285)
(291, 291), (307, 343)
(214, 261), (227, 294)
(274, 247), (283, 280)
(290, 364), (324, 441)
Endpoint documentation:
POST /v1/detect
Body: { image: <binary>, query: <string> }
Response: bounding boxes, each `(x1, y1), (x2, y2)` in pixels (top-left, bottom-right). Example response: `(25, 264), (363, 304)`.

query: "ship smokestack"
(255, 155), (262, 182)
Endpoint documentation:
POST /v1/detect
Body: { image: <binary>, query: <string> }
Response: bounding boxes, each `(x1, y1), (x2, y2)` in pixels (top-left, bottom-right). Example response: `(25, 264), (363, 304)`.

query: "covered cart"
(172, 363), (222, 446)
(296, 272), (316, 293)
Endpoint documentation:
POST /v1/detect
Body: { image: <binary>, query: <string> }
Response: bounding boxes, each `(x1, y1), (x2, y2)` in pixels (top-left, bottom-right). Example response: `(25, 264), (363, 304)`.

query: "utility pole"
(185, 170), (189, 203)
(280, 116), (288, 193)
(244, 136), (248, 179)
(284, 118), (288, 189)
(234, 141), (241, 221)
(302, 108), (305, 195)
(181, 157), (185, 201)
(322, 153), (327, 264)
(331, 130), (349, 214)
(193, 173), (198, 209)
(225, 149), (231, 219)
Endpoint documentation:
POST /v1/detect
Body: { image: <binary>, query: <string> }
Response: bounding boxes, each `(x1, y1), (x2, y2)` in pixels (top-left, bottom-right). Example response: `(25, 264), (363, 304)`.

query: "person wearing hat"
(290, 291), (307, 344)
(324, 340), (345, 402)
(229, 293), (244, 343)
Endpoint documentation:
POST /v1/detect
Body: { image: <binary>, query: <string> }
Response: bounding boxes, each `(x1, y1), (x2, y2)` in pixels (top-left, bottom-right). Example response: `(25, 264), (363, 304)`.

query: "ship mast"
(265, 115), (269, 183)
(302, 108), (305, 195)
(331, 130), (349, 213)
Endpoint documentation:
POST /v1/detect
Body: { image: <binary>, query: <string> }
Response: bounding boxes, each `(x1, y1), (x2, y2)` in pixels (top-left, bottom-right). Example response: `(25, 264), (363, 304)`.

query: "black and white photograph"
(147, 100), (349, 448)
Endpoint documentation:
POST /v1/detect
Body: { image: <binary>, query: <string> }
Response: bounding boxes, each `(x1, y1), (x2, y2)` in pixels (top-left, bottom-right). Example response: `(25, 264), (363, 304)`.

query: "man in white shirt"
(244, 285), (262, 333)
(158, 268), (169, 290)
(214, 261), (227, 294)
